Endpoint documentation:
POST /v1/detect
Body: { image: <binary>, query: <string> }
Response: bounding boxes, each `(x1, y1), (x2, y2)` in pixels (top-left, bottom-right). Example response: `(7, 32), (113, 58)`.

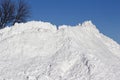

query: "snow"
(0, 21), (120, 80)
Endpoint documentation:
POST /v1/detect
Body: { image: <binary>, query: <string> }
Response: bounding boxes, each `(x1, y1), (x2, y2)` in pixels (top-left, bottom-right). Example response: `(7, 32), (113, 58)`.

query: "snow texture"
(0, 21), (120, 80)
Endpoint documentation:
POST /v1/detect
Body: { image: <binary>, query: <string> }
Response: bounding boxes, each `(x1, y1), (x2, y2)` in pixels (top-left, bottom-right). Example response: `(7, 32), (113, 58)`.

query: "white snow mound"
(0, 21), (120, 80)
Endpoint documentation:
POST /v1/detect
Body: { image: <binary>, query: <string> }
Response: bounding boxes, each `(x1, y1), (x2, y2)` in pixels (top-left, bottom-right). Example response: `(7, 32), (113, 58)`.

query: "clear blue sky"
(28, 0), (120, 44)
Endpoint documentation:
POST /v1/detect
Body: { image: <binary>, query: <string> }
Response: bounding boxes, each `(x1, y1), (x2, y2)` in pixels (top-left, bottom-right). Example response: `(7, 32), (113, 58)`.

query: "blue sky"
(28, 0), (120, 44)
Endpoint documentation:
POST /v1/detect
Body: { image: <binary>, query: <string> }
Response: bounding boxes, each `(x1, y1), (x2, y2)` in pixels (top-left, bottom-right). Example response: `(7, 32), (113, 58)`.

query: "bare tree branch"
(13, 0), (30, 25)
(0, 0), (30, 29)
(0, 0), (15, 28)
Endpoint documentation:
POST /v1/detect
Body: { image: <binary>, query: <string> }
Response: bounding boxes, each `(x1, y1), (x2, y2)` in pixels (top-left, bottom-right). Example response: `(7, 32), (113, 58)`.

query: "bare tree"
(0, 9), (2, 25)
(0, 0), (15, 28)
(13, 0), (30, 25)
(0, 0), (30, 29)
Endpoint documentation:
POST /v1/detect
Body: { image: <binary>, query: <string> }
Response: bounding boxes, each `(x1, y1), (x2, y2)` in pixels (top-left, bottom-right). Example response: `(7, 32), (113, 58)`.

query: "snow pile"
(0, 21), (120, 80)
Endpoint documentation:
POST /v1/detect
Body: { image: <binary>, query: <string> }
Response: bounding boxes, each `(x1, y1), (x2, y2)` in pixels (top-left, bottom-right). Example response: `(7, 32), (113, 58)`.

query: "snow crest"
(0, 21), (120, 80)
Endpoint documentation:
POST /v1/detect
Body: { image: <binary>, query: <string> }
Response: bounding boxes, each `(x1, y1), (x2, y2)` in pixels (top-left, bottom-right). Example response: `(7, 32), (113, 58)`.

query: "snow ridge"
(0, 21), (120, 80)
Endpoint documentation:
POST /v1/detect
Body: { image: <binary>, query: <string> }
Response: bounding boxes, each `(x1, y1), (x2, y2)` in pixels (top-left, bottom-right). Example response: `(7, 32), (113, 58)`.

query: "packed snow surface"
(0, 21), (120, 80)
